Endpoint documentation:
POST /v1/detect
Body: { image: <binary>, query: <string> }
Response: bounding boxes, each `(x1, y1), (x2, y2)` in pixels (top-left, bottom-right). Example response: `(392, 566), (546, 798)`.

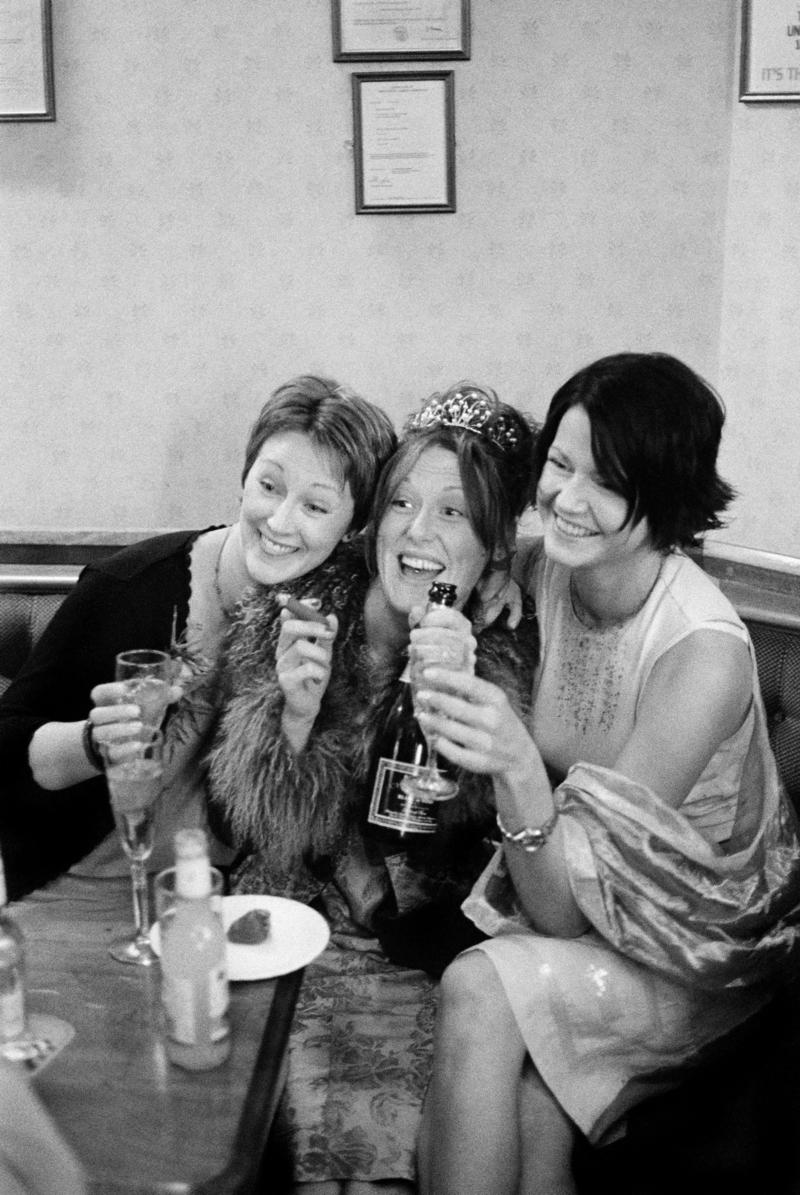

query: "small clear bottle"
(0, 853), (32, 1062)
(160, 829), (231, 1071)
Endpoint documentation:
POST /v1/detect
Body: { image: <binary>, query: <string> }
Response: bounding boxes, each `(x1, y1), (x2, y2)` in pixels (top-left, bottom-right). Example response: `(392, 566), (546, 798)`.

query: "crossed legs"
(418, 949), (576, 1195)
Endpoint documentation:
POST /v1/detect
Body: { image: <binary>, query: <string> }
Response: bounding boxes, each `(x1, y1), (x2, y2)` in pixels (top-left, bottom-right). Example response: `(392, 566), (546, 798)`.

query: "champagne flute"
(403, 637), (470, 801)
(101, 728), (164, 966)
(115, 649), (172, 729)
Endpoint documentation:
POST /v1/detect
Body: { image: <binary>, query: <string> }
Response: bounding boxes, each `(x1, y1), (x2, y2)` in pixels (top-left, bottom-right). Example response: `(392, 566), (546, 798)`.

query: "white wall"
(2, 2), (796, 555)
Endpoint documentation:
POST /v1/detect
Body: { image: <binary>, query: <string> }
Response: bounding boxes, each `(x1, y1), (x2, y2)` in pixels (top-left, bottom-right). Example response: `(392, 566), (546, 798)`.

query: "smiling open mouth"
(554, 514), (597, 539)
(399, 553), (443, 577)
(259, 532), (298, 556)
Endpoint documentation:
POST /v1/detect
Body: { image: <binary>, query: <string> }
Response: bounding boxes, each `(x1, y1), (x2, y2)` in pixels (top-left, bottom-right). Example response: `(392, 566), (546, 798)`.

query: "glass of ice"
(115, 649), (172, 730)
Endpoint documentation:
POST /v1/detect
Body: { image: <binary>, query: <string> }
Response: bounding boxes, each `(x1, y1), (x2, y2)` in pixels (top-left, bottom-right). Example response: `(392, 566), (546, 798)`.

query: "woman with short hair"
(0, 375), (397, 894)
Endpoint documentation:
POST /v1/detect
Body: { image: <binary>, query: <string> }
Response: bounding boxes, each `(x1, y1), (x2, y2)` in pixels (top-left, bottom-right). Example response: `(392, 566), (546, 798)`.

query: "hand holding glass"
(404, 637), (470, 801)
(102, 727), (164, 966)
(115, 649), (173, 729)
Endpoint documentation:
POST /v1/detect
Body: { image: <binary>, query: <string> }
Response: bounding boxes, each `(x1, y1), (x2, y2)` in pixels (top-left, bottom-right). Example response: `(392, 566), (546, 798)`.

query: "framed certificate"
(0, 0), (55, 121)
(333, 0), (470, 62)
(352, 71), (455, 214)
(740, 0), (800, 101)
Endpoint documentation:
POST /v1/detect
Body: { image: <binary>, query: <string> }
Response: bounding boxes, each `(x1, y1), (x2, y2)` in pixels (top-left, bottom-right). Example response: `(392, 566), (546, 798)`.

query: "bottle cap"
(173, 829), (212, 898)
(427, 582), (458, 606)
(174, 827), (208, 860)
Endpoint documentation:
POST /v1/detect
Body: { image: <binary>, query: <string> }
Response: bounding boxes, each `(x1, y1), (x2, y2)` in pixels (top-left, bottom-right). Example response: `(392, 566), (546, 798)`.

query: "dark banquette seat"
(0, 567), (80, 697)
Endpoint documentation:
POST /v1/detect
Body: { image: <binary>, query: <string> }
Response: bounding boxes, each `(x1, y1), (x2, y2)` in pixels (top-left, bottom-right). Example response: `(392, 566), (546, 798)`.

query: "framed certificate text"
(333, 0), (470, 62)
(740, 0), (800, 101)
(352, 71), (455, 214)
(0, 0), (54, 121)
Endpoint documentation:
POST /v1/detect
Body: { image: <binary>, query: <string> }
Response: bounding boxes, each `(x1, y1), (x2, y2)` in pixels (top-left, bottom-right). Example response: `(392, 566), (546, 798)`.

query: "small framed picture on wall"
(352, 71), (456, 214)
(740, 0), (800, 101)
(333, 0), (470, 62)
(0, 0), (55, 121)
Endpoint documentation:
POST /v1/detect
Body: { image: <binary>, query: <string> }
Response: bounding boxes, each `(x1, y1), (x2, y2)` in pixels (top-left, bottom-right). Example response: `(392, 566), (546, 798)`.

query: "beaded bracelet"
(81, 719), (104, 772)
(495, 808), (559, 854)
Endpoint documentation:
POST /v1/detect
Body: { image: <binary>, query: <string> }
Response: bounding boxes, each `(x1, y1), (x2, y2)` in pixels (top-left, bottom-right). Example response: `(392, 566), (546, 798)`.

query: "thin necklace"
(213, 527), (234, 619)
(569, 557), (664, 631)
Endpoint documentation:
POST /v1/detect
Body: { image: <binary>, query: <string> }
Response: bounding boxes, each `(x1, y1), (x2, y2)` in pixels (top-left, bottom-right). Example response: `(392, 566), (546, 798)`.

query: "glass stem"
(130, 859), (150, 943)
(425, 737), (441, 777)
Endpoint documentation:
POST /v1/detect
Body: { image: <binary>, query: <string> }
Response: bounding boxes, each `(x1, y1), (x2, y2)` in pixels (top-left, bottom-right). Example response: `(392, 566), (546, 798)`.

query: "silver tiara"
(404, 387), (521, 454)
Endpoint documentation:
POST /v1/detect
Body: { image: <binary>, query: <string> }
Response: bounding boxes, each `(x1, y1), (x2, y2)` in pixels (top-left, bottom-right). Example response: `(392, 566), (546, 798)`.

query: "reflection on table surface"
(12, 873), (303, 1194)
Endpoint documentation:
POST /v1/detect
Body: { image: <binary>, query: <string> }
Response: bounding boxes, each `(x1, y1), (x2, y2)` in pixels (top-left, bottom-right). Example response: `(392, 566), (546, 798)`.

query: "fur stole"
(206, 540), (374, 879)
(207, 538), (540, 889)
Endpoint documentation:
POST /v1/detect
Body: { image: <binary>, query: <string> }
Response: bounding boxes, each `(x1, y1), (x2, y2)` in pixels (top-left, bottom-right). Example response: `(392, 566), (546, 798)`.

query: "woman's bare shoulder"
(618, 630), (753, 806)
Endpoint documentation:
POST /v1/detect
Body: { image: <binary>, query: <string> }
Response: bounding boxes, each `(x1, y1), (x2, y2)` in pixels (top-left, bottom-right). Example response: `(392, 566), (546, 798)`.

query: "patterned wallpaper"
(1, 1), (796, 554)
(717, 95), (800, 555)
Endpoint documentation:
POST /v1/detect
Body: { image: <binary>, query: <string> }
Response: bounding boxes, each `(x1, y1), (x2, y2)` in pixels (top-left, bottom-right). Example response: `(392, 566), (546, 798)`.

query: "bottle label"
(162, 966), (229, 1045)
(368, 758), (438, 835)
(0, 983), (26, 1042)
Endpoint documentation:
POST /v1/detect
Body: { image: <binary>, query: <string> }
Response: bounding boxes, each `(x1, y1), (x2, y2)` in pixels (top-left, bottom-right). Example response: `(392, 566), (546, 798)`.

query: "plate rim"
(149, 892), (330, 981)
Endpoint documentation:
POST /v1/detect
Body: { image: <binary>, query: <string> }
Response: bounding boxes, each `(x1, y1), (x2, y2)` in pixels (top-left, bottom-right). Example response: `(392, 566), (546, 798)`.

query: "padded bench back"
(0, 576), (78, 697)
(747, 619), (800, 815)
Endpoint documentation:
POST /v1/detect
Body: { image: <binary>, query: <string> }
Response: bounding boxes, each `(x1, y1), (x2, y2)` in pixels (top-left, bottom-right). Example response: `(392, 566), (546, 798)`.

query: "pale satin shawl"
(462, 737), (800, 1138)
(465, 740), (800, 991)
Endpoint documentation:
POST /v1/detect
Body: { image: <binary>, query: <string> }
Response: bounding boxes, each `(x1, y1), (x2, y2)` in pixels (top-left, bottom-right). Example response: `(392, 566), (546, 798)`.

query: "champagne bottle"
(0, 852), (30, 1061)
(160, 828), (231, 1071)
(366, 581), (459, 838)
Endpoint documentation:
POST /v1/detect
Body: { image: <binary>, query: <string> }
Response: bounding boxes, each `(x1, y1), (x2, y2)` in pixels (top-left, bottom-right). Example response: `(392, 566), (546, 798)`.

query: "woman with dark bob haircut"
(415, 353), (800, 1194)
(530, 350), (735, 551)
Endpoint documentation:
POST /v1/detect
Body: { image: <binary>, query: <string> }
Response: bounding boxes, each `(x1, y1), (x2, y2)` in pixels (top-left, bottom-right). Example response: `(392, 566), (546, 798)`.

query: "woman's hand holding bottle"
(409, 604), (477, 674)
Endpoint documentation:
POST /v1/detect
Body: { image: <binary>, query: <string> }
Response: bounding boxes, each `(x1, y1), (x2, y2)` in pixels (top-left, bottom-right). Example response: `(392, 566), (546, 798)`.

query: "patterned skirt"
(270, 928), (437, 1184)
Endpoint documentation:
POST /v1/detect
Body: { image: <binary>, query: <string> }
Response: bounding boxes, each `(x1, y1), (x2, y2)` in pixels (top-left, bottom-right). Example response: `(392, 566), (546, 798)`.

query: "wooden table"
(12, 874), (302, 1194)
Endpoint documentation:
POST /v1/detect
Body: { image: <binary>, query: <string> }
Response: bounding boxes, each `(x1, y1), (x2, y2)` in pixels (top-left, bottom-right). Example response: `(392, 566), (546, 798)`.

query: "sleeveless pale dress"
(463, 545), (800, 1142)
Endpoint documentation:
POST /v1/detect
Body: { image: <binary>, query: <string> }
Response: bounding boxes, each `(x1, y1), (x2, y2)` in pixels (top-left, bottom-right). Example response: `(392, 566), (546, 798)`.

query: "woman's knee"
(438, 949), (508, 1030)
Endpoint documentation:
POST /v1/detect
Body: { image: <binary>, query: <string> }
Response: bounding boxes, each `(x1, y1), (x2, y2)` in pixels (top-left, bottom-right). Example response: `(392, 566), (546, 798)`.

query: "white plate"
(149, 894), (330, 981)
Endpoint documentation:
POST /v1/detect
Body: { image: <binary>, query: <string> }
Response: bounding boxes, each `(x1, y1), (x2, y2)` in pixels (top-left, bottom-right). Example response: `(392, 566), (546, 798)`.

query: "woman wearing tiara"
(207, 382), (539, 1194)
